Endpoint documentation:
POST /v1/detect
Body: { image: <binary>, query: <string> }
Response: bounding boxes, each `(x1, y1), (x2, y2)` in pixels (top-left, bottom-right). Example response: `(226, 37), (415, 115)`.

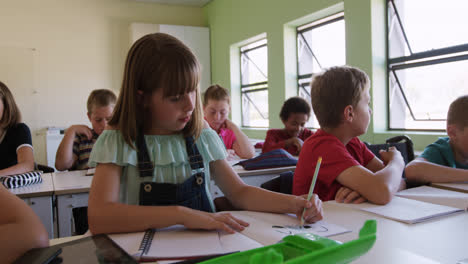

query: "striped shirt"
(72, 130), (99, 170)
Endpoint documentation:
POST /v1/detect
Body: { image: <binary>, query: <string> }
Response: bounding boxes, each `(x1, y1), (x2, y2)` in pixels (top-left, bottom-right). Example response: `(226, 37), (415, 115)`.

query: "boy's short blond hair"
(447, 95), (468, 128)
(203, 84), (230, 106)
(86, 89), (117, 114)
(310, 66), (369, 128)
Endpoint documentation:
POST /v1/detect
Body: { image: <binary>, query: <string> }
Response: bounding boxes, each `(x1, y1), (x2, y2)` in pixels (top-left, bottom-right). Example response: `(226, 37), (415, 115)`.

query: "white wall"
(0, 0), (205, 164)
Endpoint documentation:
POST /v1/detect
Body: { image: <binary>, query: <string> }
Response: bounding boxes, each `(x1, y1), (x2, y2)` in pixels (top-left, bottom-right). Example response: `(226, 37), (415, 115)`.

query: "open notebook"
(333, 196), (463, 224)
(109, 211), (350, 261)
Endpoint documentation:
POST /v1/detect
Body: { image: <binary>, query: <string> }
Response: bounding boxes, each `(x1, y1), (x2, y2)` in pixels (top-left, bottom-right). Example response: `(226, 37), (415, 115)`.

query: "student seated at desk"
(406, 95), (468, 184)
(262, 96), (313, 155)
(0, 185), (49, 263)
(0, 81), (35, 177)
(293, 66), (406, 205)
(55, 89), (116, 171)
(88, 33), (323, 235)
(203, 84), (255, 159)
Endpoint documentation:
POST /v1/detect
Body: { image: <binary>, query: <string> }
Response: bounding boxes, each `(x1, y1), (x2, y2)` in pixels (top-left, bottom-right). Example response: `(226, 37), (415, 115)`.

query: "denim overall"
(136, 133), (213, 212)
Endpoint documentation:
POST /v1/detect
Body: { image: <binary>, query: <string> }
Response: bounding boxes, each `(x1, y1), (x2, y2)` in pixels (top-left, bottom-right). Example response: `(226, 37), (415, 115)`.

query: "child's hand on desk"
(294, 194), (323, 223)
(335, 186), (367, 204)
(226, 149), (237, 161)
(180, 208), (249, 234)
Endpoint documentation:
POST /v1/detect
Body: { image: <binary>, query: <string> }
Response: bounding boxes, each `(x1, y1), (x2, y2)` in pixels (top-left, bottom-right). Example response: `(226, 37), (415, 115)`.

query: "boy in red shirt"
(293, 66), (406, 204)
(262, 96), (313, 155)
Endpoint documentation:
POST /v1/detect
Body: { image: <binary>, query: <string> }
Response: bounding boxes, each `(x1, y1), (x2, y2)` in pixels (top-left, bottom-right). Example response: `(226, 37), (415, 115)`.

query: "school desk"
(53, 170), (93, 237)
(47, 200), (467, 264)
(9, 173), (55, 238)
(431, 182), (468, 194)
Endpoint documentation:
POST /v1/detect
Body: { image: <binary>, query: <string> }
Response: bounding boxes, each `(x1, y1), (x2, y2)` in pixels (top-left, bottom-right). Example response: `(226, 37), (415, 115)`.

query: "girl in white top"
(88, 33), (323, 235)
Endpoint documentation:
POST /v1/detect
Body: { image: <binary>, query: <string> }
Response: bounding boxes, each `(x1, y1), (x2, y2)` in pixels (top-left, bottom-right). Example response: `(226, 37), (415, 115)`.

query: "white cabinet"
(130, 23), (211, 92)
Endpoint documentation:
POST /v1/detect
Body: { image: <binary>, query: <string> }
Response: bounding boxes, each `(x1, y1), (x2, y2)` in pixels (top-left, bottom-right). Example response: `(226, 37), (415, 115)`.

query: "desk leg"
(23, 196), (54, 239)
(56, 193), (89, 237)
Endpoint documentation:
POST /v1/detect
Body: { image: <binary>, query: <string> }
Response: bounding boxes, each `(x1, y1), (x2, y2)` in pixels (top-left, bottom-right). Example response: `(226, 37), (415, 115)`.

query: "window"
(297, 12), (345, 128)
(240, 39), (268, 127)
(387, 0), (468, 130)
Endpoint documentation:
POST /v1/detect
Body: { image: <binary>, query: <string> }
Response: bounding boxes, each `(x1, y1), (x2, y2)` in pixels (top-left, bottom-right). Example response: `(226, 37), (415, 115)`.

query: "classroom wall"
(203, 0), (444, 151)
(0, 0), (205, 165)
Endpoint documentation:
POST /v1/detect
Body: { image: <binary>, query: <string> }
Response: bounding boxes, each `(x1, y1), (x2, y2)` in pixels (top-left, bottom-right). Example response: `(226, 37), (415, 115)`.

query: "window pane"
(388, 0), (468, 58)
(389, 59), (468, 130)
(242, 90), (269, 127)
(298, 78), (319, 129)
(298, 18), (345, 75)
(241, 44), (268, 85)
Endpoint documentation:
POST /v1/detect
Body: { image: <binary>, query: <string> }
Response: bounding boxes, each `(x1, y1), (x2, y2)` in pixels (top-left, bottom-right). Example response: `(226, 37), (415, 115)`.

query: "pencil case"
(200, 220), (376, 264)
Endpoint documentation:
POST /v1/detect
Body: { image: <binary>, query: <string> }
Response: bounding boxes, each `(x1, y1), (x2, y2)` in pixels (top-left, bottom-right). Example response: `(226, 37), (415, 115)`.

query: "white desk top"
(431, 182), (468, 194)
(323, 201), (468, 264)
(53, 170), (93, 195)
(9, 173), (55, 198)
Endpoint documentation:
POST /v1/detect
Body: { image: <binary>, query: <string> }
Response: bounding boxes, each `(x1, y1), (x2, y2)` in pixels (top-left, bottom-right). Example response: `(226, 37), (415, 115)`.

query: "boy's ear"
(87, 112), (92, 122)
(344, 105), (354, 122)
(447, 124), (457, 139)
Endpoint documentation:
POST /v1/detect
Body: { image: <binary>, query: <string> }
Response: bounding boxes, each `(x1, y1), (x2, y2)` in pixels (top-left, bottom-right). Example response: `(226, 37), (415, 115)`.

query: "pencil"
(300, 156), (322, 227)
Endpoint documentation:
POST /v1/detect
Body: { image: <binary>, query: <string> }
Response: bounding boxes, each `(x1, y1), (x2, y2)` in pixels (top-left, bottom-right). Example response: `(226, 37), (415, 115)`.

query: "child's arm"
(55, 125), (92, 171)
(0, 146), (34, 177)
(405, 157), (468, 183)
(0, 185), (49, 263)
(336, 147), (405, 205)
(88, 163), (249, 235)
(212, 159), (323, 223)
(225, 119), (255, 158)
(263, 130), (302, 154)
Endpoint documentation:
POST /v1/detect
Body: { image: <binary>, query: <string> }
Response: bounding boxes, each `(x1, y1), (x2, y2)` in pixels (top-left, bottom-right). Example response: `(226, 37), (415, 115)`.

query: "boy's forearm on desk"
(405, 160), (468, 183)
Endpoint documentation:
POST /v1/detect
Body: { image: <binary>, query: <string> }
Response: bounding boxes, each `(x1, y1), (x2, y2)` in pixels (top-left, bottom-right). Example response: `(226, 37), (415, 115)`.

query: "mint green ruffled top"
(88, 128), (227, 210)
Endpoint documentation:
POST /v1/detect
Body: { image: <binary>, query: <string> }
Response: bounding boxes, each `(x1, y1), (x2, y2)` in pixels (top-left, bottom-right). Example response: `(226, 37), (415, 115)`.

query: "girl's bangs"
(159, 54), (200, 97)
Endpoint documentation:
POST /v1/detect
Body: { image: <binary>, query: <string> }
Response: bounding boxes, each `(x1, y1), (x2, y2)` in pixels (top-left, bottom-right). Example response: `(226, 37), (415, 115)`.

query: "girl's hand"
(226, 149), (237, 161)
(293, 194), (323, 223)
(181, 208), (249, 234)
(285, 137), (304, 153)
(335, 186), (367, 204)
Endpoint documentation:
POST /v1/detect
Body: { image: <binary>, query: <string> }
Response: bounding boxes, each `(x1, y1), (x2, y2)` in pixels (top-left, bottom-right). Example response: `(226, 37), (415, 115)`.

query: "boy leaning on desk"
(55, 89), (116, 171)
(293, 66), (406, 205)
(405, 95), (468, 184)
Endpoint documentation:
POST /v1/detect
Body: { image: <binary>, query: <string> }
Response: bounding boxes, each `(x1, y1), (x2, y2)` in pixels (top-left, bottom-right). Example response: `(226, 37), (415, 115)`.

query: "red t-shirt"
(292, 129), (375, 201)
(262, 128), (313, 155)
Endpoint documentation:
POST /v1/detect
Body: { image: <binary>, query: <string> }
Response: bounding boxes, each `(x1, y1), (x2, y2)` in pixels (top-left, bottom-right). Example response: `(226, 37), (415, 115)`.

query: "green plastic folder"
(200, 220), (377, 264)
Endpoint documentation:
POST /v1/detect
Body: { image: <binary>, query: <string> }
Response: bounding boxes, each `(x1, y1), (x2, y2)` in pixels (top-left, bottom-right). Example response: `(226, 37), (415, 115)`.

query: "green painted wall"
(204, 0), (444, 151)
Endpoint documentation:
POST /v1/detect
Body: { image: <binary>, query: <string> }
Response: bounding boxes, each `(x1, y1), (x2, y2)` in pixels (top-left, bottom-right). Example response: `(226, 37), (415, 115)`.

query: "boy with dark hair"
(406, 95), (468, 183)
(293, 66), (406, 205)
(262, 96), (313, 155)
(55, 89), (116, 171)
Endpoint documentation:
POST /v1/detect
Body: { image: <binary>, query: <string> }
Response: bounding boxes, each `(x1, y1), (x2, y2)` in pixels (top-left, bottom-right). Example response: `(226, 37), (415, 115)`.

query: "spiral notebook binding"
(139, 229), (155, 256)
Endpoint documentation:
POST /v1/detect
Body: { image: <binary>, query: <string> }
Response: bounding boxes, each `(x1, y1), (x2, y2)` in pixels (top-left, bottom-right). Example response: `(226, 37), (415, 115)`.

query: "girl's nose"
(183, 94), (195, 112)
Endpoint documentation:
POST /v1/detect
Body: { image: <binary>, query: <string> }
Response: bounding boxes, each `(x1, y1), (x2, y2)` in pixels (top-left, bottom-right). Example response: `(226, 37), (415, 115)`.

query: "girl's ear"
(344, 105), (354, 122)
(136, 90), (145, 106)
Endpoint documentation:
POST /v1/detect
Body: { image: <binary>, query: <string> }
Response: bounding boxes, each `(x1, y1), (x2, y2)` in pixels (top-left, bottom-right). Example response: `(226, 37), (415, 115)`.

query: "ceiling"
(134, 0), (212, 7)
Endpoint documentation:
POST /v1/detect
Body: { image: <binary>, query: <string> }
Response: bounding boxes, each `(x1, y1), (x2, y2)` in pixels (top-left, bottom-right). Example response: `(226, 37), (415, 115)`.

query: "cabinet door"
(23, 196), (54, 238)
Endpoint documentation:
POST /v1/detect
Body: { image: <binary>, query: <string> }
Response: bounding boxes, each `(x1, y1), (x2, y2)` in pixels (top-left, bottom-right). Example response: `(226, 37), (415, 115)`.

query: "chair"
(35, 163), (55, 173)
(260, 171), (294, 194)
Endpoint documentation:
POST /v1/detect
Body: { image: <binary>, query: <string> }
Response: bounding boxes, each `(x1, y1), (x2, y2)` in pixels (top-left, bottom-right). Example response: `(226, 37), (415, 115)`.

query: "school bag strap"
(136, 131), (154, 177)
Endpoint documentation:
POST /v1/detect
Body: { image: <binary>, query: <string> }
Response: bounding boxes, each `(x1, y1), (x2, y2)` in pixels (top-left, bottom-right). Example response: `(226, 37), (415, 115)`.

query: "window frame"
(296, 12), (345, 129)
(386, 0), (468, 131)
(239, 39), (269, 128)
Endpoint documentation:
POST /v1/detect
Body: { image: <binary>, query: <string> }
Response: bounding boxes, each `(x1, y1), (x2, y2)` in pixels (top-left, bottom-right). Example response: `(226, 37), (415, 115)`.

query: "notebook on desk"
(334, 196), (464, 224)
(109, 211), (350, 261)
(396, 185), (468, 210)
